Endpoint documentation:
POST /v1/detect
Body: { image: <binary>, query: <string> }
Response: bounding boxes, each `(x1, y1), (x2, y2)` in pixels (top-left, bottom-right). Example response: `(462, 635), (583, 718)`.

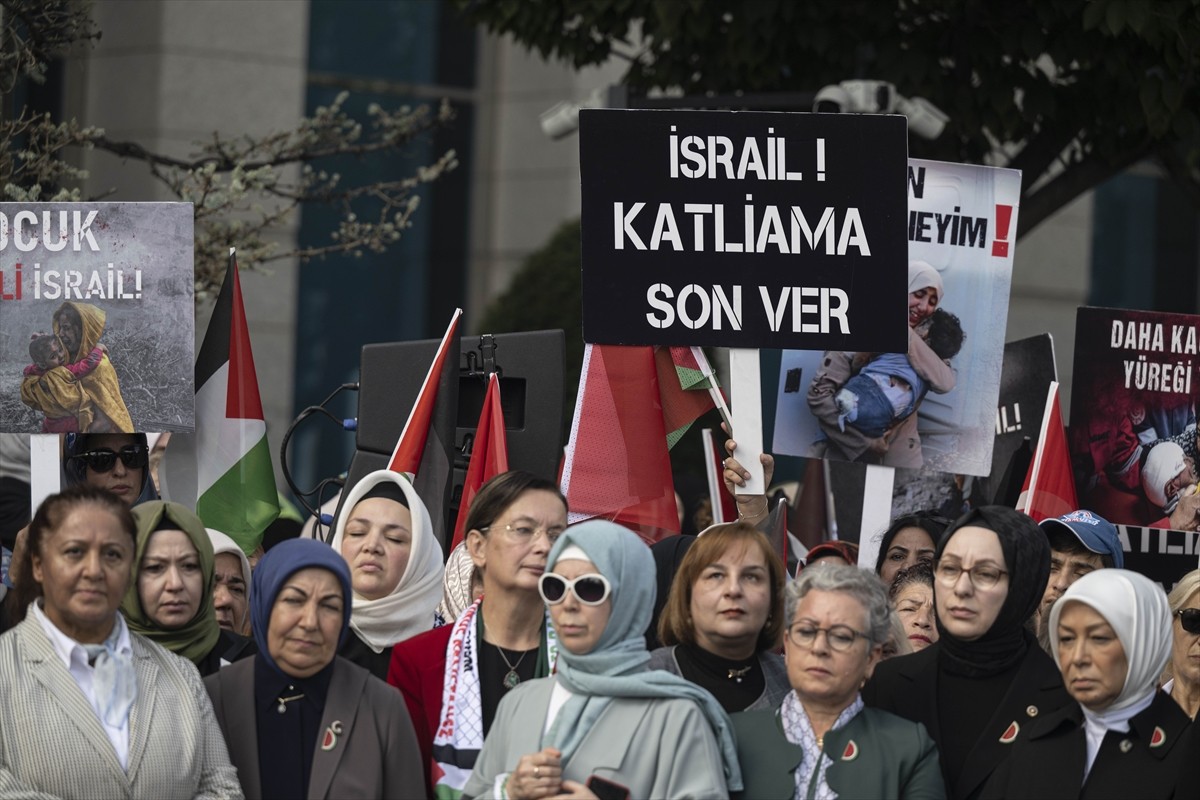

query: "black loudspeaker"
(341, 329), (566, 552)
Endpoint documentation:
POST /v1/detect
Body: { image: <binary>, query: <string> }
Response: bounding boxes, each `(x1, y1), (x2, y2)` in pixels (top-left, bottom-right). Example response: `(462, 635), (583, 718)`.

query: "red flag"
(388, 309), (462, 474)
(450, 373), (509, 549)
(1017, 381), (1078, 521)
(561, 344), (679, 538)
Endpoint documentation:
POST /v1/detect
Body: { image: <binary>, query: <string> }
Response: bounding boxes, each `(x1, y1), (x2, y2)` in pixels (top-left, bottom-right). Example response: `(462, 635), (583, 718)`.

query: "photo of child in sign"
(806, 262), (959, 467)
(19, 301), (133, 433)
(1068, 307), (1200, 533)
(0, 202), (195, 433)
(771, 159), (1018, 477)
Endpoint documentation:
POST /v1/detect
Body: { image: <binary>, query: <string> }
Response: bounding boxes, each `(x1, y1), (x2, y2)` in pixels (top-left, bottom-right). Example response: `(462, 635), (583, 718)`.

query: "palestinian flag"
(656, 346), (725, 449)
(160, 249), (279, 553)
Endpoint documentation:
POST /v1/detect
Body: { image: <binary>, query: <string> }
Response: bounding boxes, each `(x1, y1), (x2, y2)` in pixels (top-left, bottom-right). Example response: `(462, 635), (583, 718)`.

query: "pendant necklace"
(494, 644), (530, 689)
(277, 685), (304, 714)
(483, 617), (533, 689)
(727, 665), (753, 683)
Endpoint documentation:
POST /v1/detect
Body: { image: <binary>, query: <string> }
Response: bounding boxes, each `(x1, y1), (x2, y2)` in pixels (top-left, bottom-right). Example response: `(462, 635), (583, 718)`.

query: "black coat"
(861, 640), (1071, 800)
(981, 690), (1192, 800)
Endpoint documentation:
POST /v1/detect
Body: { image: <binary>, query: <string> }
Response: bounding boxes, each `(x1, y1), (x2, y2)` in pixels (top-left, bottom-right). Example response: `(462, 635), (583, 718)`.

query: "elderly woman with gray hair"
(732, 564), (945, 799)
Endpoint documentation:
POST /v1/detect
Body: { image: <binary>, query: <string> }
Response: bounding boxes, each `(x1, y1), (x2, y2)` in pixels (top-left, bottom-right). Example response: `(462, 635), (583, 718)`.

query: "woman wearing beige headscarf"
(807, 260), (956, 468)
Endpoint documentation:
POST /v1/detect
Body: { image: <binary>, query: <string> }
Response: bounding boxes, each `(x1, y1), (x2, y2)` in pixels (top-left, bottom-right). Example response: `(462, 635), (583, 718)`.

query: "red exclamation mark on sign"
(992, 205), (1012, 257)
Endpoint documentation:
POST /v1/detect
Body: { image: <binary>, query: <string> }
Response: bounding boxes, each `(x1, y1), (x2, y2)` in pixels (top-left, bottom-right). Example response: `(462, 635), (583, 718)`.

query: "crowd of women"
(0, 429), (1198, 799)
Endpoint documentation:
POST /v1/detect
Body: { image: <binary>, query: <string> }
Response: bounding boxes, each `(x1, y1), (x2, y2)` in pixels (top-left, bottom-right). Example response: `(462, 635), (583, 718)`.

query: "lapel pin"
(999, 721), (1019, 744)
(321, 721), (344, 751)
(841, 740), (858, 761)
(1119, 739), (1133, 753)
(1025, 705), (1038, 717)
(1150, 727), (1165, 747)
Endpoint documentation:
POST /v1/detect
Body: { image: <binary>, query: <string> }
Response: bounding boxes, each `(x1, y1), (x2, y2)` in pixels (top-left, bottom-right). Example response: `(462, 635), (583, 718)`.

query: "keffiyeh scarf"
(431, 599), (558, 799)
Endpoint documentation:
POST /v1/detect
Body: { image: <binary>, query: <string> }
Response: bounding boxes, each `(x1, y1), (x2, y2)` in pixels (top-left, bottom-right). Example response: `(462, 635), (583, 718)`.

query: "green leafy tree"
(2, 0), (455, 300)
(459, 0), (1200, 236)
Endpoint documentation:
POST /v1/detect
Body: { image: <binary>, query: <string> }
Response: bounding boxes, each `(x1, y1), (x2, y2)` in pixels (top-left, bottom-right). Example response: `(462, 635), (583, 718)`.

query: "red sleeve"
(23, 363), (43, 377)
(389, 631), (447, 799)
(62, 346), (103, 378)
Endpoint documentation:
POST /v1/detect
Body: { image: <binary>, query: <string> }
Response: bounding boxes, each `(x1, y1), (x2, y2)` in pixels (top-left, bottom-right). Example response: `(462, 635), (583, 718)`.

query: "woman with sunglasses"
(983, 569), (1191, 799)
(64, 433), (158, 507)
(388, 471), (569, 798)
(862, 506), (1072, 800)
(122, 501), (254, 677)
(732, 564), (944, 799)
(463, 520), (743, 800)
(650, 522), (790, 714)
(1164, 568), (1200, 719)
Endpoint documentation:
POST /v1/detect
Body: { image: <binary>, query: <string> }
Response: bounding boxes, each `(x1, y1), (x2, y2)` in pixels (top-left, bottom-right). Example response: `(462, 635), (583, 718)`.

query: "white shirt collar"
(31, 601), (132, 670)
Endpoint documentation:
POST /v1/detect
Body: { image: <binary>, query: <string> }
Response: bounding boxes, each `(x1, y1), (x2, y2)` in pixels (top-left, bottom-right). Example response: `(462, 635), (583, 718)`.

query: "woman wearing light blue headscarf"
(463, 520), (742, 800)
(204, 538), (424, 800)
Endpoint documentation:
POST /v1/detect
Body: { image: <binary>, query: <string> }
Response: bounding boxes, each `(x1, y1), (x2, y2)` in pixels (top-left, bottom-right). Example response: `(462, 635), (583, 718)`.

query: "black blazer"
(862, 640), (1071, 800)
(981, 690), (1192, 800)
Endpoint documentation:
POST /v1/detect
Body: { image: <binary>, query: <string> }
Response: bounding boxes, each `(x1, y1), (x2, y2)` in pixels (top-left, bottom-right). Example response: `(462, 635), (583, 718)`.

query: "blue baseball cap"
(1038, 510), (1124, 569)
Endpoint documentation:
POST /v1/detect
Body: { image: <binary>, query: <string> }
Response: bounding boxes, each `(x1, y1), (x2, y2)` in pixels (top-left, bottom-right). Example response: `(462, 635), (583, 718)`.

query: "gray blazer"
(647, 646), (791, 711)
(463, 676), (729, 800)
(0, 614), (242, 799)
(205, 655), (424, 800)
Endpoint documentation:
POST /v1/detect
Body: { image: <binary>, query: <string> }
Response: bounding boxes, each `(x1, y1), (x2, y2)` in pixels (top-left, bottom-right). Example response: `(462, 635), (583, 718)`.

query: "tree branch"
(1018, 140), (1154, 238)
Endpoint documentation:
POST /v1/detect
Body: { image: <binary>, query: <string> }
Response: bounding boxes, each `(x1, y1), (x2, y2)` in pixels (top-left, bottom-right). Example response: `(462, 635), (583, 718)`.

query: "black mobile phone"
(586, 775), (631, 800)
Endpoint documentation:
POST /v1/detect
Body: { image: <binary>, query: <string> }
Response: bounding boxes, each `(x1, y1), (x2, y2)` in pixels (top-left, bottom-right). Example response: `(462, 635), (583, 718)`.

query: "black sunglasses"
(71, 445), (148, 473)
(1178, 608), (1200, 634)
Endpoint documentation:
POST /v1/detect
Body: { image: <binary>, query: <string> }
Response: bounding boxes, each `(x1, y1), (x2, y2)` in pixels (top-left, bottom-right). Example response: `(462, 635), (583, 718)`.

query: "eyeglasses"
(1177, 608), (1200, 634)
(70, 445), (148, 473)
(934, 561), (1008, 589)
(538, 573), (612, 606)
(480, 521), (565, 544)
(786, 623), (869, 652)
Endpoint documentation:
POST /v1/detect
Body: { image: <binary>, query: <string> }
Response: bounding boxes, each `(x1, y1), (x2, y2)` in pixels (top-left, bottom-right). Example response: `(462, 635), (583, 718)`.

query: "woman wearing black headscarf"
(861, 506), (1072, 800)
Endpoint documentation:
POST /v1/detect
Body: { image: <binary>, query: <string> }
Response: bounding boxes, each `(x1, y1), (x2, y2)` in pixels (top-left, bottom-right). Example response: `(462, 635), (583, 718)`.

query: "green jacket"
(732, 704), (946, 800)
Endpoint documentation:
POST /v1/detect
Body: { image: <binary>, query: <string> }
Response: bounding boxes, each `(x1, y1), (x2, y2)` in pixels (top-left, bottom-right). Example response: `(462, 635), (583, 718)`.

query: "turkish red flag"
(561, 344), (679, 539)
(1017, 381), (1078, 521)
(450, 373), (509, 549)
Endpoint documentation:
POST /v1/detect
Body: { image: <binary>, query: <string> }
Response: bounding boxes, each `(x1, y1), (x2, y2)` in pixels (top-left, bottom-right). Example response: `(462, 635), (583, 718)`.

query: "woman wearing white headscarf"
(983, 569), (1192, 799)
(807, 260), (955, 468)
(330, 469), (443, 679)
(462, 520), (742, 799)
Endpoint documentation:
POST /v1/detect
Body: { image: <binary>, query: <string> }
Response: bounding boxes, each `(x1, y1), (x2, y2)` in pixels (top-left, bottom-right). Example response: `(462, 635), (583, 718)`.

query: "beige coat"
(0, 615), (242, 799)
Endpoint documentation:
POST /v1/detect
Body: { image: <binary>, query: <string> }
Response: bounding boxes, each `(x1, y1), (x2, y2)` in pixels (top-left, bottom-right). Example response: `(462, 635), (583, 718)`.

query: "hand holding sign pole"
(729, 348), (766, 495)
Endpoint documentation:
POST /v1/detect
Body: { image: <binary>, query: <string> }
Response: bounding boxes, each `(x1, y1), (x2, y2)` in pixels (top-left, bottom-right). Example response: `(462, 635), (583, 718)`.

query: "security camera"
(813, 84), (851, 113)
(895, 96), (949, 140)
(813, 79), (948, 139)
(540, 102), (581, 140)
(539, 87), (609, 140)
(840, 80), (896, 114)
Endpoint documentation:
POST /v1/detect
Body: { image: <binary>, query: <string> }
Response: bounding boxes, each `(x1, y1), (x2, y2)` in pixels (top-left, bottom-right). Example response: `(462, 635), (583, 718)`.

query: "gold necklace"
(727, 665), (753, 683)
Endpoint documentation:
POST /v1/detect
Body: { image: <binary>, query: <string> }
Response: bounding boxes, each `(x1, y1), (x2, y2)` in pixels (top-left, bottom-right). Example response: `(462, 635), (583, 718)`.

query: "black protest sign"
(1119, 526), (1199, 593)
(579, 109), (909, 351)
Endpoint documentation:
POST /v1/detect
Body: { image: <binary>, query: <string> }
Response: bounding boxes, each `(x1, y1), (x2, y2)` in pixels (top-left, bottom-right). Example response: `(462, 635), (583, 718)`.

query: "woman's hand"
(507, 748), (563, 800)
(722, 429), (774, 522)
(548, 780), (601, 800)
